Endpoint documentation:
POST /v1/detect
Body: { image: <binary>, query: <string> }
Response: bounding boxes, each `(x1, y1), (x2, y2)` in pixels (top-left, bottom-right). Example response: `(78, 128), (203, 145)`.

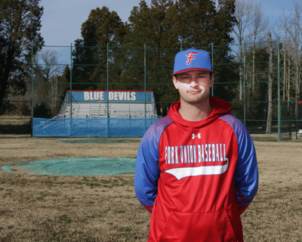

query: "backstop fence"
(2, 40), (302, 141)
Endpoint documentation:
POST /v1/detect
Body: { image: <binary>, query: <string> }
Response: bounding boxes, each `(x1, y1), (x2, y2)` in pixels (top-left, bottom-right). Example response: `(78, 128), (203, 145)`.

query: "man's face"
(172, 70), (214, 104)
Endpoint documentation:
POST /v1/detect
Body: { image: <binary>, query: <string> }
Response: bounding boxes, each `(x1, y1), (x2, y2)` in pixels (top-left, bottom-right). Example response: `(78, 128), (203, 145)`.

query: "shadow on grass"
(0, 124), (31, 134)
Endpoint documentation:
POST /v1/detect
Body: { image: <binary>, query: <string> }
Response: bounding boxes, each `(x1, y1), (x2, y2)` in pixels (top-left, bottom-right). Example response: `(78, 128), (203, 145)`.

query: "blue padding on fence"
(33, 118), (160, 137)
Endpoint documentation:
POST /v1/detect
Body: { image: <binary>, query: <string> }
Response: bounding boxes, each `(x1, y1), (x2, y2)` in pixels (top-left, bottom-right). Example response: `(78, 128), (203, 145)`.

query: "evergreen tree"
(0, 0), (44, 113)
(125, 0), (176, 48)
(123, 0), (179, 114)
(72, 7), (125, 91)
(123, 0), (237, 114)
(71, 0), (237, 114)
(72, 38), (97, 90)
(58, 65), (71, 100)
(173, 0), (237, 101)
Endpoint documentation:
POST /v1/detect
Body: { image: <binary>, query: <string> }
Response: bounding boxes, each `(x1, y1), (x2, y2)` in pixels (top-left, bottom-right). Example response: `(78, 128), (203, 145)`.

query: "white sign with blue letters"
(67, 91), (153, 103)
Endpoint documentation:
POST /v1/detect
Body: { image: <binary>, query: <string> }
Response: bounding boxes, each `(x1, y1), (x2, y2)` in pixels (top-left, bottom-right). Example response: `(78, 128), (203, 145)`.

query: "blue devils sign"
(67, 90), (154, 103)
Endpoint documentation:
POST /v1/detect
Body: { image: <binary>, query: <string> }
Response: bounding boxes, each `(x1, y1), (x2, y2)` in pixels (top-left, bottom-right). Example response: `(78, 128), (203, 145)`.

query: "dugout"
(59, 90), (158, 119)
(33, 90), (160, 137)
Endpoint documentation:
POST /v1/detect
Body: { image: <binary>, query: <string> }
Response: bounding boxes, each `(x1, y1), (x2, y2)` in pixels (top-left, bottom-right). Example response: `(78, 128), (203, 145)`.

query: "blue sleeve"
(234, 122), (258, 207)
(134, 116), (173, 213)
(220, 115), (259, 211)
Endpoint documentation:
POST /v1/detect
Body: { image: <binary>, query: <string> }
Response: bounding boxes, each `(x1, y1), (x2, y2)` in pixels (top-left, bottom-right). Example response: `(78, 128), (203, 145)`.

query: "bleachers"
(58, 90), (158, 119)
(59, 102), (157, 118)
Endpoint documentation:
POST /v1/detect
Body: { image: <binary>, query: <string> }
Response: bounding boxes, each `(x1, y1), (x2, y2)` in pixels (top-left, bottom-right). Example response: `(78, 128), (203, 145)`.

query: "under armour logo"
(186, 52), (198, 65)
(192, 133), (201, 139)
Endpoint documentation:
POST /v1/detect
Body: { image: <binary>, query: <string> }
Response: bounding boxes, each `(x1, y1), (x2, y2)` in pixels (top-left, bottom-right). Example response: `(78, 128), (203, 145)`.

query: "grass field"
(0, 135), (302, 241)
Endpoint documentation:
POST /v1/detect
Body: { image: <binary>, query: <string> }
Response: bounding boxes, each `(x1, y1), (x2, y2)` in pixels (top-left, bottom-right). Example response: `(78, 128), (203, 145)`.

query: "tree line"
(1, 0), (302, 132)
(68, 0), (236, 117)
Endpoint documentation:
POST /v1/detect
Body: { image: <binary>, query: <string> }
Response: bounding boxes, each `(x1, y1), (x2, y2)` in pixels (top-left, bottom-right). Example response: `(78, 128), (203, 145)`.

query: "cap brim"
(172, 68), (213, 75)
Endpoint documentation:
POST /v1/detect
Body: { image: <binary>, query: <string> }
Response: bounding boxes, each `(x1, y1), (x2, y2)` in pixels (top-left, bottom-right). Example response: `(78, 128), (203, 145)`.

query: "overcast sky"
(38, 0), (297, 64)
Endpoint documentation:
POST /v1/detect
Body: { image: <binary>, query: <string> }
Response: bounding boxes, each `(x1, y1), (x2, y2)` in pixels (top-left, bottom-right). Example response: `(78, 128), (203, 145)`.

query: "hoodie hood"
(167, 96), (232, 128)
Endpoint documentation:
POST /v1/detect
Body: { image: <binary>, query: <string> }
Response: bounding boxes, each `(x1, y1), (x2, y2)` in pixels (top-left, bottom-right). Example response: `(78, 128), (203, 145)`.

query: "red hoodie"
(135, 96), (258, 242)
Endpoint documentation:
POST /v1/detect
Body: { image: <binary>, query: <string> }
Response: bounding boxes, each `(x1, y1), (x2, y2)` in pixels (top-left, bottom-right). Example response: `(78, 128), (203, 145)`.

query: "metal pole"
(296, 101), (299, 139)
(31, 43), (34, 137)
(289, 101), (292, 139)
(107, 44), (109, 137)
(180, 45), (182, 51)
(107, 43), (109, 118)
(70, 43), (72, 119)
(278, 37), (281, 141)
(144, 44), (146, 119)
(244, 41), (246, 126)
(211, 43), (214, 96)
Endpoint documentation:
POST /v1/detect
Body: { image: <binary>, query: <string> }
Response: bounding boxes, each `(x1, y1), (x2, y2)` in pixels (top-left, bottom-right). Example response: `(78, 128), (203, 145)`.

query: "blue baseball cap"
(172, 48), (213, 75)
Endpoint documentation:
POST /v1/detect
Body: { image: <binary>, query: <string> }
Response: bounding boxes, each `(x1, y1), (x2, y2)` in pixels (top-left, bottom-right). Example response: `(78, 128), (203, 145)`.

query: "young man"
(134, 49), (258, 242)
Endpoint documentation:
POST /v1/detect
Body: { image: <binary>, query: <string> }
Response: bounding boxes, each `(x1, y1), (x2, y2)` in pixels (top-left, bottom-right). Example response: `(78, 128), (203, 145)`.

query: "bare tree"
(233, 0), (268, 99)
(49, 75), (61, 115)
(249, 3), (269, 92)
(291, 2), (302, 101)
(38, 50), (62, 82)
(281, 36), (294, 102)
(279, 1), (302, 101)
(266, 32), (273, 134)
(36, 50), (63, 115)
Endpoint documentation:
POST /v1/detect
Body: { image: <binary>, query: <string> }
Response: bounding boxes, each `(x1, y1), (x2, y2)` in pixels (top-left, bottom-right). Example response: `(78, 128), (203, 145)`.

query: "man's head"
(172, 49), (214, 104)
(172, 49), (213, 76)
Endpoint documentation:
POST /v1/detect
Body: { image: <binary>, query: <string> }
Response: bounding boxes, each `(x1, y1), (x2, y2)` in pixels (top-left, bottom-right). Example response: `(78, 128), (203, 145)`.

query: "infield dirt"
(0, 136), (301, 241)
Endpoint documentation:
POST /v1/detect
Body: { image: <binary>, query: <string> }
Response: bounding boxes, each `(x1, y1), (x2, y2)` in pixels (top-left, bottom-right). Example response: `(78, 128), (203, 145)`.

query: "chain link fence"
(1, 41), (301, 140)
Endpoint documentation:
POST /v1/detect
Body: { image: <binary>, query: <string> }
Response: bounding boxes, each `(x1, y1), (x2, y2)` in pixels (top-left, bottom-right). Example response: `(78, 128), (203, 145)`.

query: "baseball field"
(0, 135), (301, 241)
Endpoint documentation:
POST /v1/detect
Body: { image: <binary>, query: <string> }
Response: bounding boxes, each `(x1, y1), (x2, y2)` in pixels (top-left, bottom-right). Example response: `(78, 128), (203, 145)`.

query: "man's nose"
(190, 79), (198, 87)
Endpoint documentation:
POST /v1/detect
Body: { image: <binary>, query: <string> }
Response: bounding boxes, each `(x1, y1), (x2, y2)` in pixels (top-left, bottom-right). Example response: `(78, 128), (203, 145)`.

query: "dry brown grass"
(0, 136), (302, 241)
(0, 173), (150, 241)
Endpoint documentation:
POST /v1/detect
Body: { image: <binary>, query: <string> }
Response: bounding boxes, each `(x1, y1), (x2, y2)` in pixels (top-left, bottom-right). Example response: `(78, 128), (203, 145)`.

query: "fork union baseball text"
(165, 143), (228, 164)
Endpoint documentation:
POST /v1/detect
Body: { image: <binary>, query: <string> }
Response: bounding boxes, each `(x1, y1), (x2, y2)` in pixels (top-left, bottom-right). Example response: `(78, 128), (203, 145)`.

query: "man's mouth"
(187, 90), (201, 94)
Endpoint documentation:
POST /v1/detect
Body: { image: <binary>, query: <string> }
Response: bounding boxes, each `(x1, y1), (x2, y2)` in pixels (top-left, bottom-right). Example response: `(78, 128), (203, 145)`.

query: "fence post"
(107, 43), (109, 137)
(243, 41), (246, 126)
(211, 43), (214, 96)
(278, 37), (281, 141)
(70, 43), (72, 119)
(107, 43), (109, 118)
(290, 101), (292, 139)
(296, 101), (299, 139)
(31, 43), (34, 137)
(144, 44), (147, 118)
(180, 45), (182, 51)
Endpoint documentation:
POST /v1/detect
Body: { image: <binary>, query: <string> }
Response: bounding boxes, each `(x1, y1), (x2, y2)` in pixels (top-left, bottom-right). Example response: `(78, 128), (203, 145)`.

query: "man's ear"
(172, 76), (179, 90)
(209, 74), (215, 88)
